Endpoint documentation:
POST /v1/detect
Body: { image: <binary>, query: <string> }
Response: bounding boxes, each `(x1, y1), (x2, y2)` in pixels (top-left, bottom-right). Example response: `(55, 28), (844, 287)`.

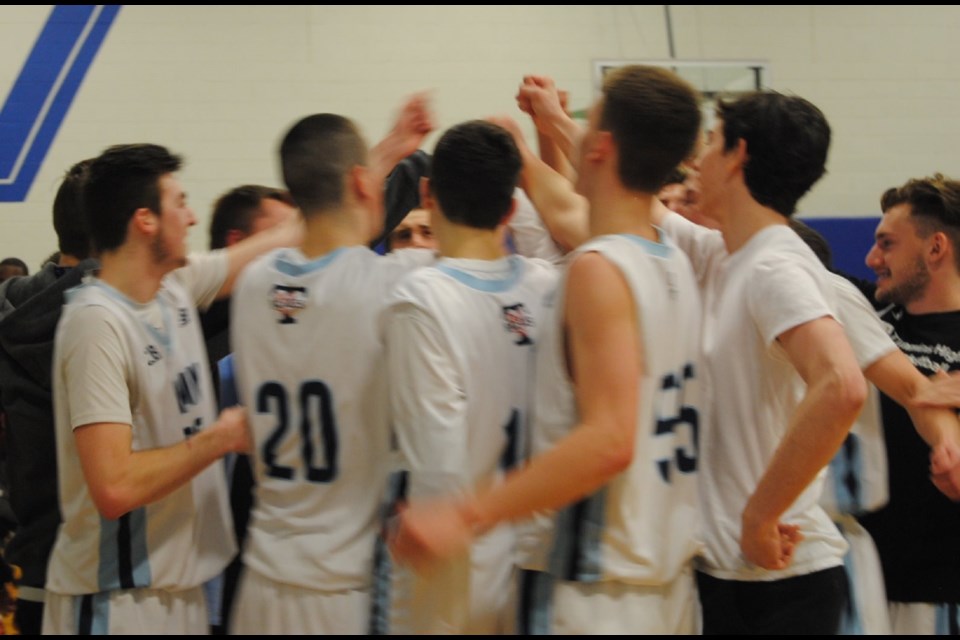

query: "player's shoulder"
(390, 260), (446, 301)
(513, 254), (559, 281)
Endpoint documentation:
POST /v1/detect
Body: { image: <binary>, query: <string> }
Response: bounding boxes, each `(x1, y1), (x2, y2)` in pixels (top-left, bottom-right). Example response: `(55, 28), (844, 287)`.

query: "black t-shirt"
(858, 305), (960, 603)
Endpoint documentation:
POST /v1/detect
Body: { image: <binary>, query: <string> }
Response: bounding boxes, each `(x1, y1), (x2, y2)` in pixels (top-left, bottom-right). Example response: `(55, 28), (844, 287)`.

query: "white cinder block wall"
(1, 5), (959, 269)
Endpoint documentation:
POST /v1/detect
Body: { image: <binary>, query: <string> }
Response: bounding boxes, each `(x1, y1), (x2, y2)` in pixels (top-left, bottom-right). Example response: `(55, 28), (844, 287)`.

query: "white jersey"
(230, 245), (433, 592)
(47, 253), (234, 595)
(385, 255), (557, 633)
(820, 274), (894, 519)
(662, 213), (848, 581)
(529, 232), (703, 586)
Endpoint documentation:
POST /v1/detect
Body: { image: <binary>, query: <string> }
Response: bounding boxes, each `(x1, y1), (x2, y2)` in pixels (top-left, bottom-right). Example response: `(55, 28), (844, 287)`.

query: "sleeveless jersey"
(529, 232), (703, 585)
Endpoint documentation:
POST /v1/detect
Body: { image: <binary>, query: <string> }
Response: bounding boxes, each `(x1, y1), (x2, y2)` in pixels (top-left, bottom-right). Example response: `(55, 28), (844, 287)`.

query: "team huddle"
(2, 64), (960, 635)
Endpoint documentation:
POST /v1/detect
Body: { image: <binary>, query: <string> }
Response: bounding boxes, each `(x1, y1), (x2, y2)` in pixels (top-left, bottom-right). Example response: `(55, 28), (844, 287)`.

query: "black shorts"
(696, 565), (848, 635)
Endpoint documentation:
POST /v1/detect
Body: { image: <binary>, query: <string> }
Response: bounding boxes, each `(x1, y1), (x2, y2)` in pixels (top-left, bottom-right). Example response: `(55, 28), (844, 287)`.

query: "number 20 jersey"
(230, 246), (433, 591)
(528, 233), (704, 585)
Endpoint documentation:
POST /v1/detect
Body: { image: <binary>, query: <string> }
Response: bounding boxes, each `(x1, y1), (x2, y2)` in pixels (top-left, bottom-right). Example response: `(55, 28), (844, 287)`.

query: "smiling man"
(857, 174), (960, 635)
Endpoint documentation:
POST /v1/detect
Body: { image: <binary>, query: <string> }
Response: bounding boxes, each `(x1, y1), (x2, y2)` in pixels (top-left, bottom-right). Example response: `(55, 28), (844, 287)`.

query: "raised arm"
(517, 80), (576, 182)
(515, 75), (583, 168)
(742, 316), (867, 569)
(369, 91), (436, 188)
(487, 114), (589, 252)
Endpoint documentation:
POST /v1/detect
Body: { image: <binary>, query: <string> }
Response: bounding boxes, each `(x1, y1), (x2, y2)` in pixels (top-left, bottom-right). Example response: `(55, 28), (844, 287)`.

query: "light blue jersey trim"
(435, 255), (525, 293)
(836, 521), (865, 635)
(75, 592), (111, 635)
(97, 508), (151, 591)
(518, 569), (555, 635)
(618, 228), (672, 259)
(547, 488), (606, 582)
(274, 247), (349, 276)
(830, 434), (865, 515)
(87, 280), (175, 350)
(935, 603), (960, 635)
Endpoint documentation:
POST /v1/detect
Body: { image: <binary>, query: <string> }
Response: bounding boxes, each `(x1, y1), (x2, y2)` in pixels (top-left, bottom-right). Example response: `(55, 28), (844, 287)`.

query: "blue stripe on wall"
(0, 5), (120, 202)
(801, 217), (879, 283)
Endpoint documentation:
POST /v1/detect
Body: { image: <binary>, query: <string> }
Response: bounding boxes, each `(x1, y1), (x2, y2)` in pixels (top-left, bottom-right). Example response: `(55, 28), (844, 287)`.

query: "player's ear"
(419, 177), (437, 212)
(928, 230), (951, 267)
(730, 137), (748, 175)
(585, 130), (613, 164)
(131, 207), (158, 237)
(500, 196), (518, 227)
(224, 228), (246, 247)
(351, 165), (374, 204)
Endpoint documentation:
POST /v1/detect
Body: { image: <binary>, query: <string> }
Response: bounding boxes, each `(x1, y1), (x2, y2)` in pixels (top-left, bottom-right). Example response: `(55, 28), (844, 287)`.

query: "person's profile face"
(152, 174), (196, 269)
(866, 203), (931, 308)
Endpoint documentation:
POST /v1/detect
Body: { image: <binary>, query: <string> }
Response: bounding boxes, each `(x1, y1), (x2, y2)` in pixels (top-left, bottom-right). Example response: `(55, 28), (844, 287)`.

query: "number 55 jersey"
(526, 232), (704, 585)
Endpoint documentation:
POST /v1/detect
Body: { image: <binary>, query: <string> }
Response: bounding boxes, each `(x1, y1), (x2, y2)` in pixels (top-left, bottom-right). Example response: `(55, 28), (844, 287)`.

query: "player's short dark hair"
(717, 91), (831, 217)
(429, 120), (521, 230)
(208, 185), (296, 250)
(53, 159), (94, 260)
(85, 144), (183, 253)
(279, 114), (367, 216)
(599, 65), (702, 193)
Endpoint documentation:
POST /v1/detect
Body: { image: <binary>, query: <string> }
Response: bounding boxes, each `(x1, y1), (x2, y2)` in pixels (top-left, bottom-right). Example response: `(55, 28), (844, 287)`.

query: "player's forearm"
(864, 351), (960, 449)
(219, 219), (302, 298)
(744, 370), (865, 527)
(370, 131), (415, 186)
(537, 129), (575, 183)
(466, 421), (632, 535)
(905, 405), (960, 451)
(536, 111), (582, 165)
(80, 422), (234, 520)
(521, 153), (589, 252)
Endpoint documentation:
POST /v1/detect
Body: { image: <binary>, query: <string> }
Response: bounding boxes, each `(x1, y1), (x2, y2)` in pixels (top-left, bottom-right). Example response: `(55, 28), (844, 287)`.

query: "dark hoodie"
(0, 258), (97, 590)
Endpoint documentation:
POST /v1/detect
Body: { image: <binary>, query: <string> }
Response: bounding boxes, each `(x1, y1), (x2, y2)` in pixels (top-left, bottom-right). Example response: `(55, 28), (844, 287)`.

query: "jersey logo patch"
(502, 303), (534, 345)
(270, 285), (307, 324)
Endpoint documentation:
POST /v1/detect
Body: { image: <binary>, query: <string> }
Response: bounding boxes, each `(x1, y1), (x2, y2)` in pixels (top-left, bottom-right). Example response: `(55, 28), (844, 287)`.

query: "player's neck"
(715, 189), (785, 254)
(97, 248), (166, 304)
(300, 211), (369, 259)
(437, 222), (507, 260)
(589, 188), (658, 242)
(905, 276), (960, 315)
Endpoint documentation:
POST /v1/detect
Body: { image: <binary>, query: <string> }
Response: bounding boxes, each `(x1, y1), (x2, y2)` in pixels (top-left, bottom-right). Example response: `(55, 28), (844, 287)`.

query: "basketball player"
(383, 120), (557, 633)
(649, 92), (870, 634)
(512, 82), (868, 632)
(228, 107), (435, 634)
(42, 143), (300, 634)
(389, 65), (705, 634)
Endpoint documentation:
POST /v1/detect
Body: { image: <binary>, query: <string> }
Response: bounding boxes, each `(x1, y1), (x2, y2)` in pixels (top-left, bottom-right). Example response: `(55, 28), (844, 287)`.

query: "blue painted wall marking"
(0, 5), (120, 202)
